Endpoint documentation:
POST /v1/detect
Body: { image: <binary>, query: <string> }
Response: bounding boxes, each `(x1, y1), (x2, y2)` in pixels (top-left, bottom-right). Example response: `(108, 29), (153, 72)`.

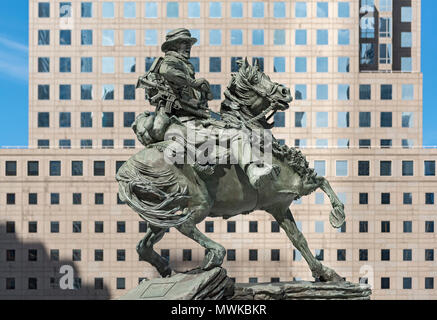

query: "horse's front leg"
(269, 208), (344, 282)
(316, 176), (345, 228)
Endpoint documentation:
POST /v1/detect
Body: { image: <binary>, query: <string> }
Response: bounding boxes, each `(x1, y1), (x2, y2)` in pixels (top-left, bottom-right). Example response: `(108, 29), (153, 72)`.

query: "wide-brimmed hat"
(161, 28), (197, 52)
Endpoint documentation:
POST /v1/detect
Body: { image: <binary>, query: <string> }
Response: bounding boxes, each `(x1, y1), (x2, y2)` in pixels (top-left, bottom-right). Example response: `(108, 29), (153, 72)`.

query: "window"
(124, 30), (136, 46)
(295, 30), (307, 45)
(381, 192), (390, 204)
(38, 85), (50, 100)
(315, 112), (329, 128)
(230, 29), (243, 46)
(403, 192), (413, 205)
(95, 193), (104, 205)
(51, 193), (60, 205)
(102, 2), (114, 18)
(102, 57), (115, 74)
(60, 2), (71, 17)
(271, 221), (280, 233)
(95, 249), (104, 261)
(71, 161), (83, 176)
(117, 249), (126, 261)
(210, 85), (221, 100)
(425, 278), (434, 290)
(208, 57), (221, 73)
(60, 30), (71, 45)
(402, 278), (412, 290)
(81, 2), (92, 17)
(316, 57), (328, 73)
(425, 193), (434, 205)
(122, 57), (136, 73)
(402, 249), (412, 262)
(59, 85), (71, 100)
(81, 84), (92, 100)
(314, 160), (326, 177)
(338, 30), (350, 45)
(93, 161), (105, 176)
(402, 161), (413, 176)
(381, 139), (392, 148)
(359, 221), (368, 233)
(252, 2), (264, 18)
(401, 32), (412, 48)
(381, 278), (390, 289)
(227, 249), (236, 261)
(401, 57), (413, 72)
(188, 2), (200, 18)
(80, 57), (92, 73)
(38, 57), (49, 72)
(294, 112), (306, 128)
(72, 221), (82, 233)
(145, 2), (157, 18)
(315, 249), (324, 261)
(379, 44), (392, 64)
(249, 221), (258, 233)
(28, 249), (38, 261)
(295, 57), (307, 73)
(39, 2), (50, 17)
(295, 2), (307, 18)
(338, 85), (350, 100)
(336, 160), (348, 177)
(59, 139), (71, 149)
(117, 221), (126, 233)
(317, 2), (328, 17)
(358, 161), (369, 176)
(380, 112), (392, 128)
(72, 249), (81, 262)
(380, 161), (391, 176)
(27, 161), (39, 176)
(317, 30), (328, 45)
(5, 161), (17, 176)
(145, 30), (158, 46)
(102, 29), (114, 46)
(59, 112), (71, 128)
(123, 112), (135, 128)
(28, 221), (37, 233)
(274, 2), (286, 18)
(102, 112), (114, 128)
(295, 85), (307, 100)
(38, 30), (50, 45)
(380, 249), (390, 261)
(403, 221), (412, 233)
(124, 2), (136, 18)
(252, 30), (264, 45)
(337, 249), (346, 261)
(338, 57), (350, 73)
(358, 249), (368, 261)
(210, 2), (222, 18)
(274, 29), (285, 45)
(381, 85), (392, 100)
(381, 221), (390, 233)
(116, 278), (125, 290)
(72, 193), (82, 205)
(316, 85), (328, 100)
(425, 221), (434, 233)
(7, 193), (15, 205)
(6, 221), (15, 233)
(49, 161), (61, 176)
(273, 57), (285, 72)
(231, 2), (243, 18)
(94, 278), (104, 290)
(205, 221), (214, 233)
(271, 249), (280, 261)
(116, 161), (125, 174)
(359, 193), (368, 205)
(139, 221), (147, 233)
(402, 84), (414, 100)
(315, 221), (324, 233)
(145, 57), (156, 72)
(425, 249), (434, 261)
(28, 193), (38, 205)
(6, 250), (15, 262)
(360, 43), (375, 65)
(249, 249), (258, 261)
(183, 249), (192, 261)
(401, 7), (412, 23)
(338, 2), (350, 17)
(252, 57), (264, 72)
(379, 18), (391, 38)
(402, 112), (413, 128)
(167, 2), (179, 18)
(425, 161), (435, 176)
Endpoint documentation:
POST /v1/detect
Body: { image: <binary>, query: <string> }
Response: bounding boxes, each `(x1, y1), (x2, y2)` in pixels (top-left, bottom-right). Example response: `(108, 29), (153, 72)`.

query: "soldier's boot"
(231, 137), (280, 190)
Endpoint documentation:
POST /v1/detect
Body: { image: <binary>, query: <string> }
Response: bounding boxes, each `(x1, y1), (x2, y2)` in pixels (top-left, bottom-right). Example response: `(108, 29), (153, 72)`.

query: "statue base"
(118, 267), (371, 300)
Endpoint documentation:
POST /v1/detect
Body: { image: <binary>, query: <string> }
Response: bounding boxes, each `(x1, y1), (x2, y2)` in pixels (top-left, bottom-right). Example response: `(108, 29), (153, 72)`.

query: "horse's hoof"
(201, 248), (225, 270)
(313, 265), (344, 282)
(329, 206), (345, 228)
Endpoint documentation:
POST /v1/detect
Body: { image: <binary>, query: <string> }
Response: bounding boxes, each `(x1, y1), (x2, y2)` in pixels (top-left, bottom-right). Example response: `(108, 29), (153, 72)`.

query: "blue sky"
(0, 1), (436, 146)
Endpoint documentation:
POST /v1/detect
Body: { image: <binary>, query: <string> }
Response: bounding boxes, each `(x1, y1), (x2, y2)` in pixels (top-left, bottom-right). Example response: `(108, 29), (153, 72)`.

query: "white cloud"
(0, 35), (28, 53)
(0, 35), (28, 82)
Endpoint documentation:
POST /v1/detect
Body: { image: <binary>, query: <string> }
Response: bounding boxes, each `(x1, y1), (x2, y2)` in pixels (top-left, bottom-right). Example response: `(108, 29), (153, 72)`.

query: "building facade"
(0, 0), (435, 299)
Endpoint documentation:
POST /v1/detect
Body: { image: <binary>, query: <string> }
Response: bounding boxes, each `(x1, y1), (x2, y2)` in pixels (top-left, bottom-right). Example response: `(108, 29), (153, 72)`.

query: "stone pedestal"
(118, 267), (371, 300)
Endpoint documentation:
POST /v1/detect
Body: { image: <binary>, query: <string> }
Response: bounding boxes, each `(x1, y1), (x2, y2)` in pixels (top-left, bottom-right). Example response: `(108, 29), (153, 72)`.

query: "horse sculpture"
(116, 58), (345, 282)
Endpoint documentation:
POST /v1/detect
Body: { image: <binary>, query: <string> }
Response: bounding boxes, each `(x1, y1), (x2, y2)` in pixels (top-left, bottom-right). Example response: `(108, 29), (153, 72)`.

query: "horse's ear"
(253, 58), (258, 68)
(244, 57), (249, 69)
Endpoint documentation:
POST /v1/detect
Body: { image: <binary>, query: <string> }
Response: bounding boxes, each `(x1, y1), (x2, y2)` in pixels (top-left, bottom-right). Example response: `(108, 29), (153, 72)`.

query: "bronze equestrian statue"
(116, 28), (345, 282)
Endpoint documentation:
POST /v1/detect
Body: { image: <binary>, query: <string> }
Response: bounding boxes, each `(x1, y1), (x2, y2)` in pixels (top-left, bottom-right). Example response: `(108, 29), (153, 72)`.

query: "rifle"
(136, 76), (210, 119)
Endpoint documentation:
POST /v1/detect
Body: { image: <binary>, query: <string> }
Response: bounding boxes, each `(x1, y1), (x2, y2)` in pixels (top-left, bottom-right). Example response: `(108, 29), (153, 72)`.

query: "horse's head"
(222, 57), (293, 129)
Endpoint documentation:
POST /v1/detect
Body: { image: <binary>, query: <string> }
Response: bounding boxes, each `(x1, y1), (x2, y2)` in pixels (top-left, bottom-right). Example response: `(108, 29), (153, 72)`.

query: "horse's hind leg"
(137, 224), (172, 277)
(177, 221), (226, 271)
(270, 208), (343, 282)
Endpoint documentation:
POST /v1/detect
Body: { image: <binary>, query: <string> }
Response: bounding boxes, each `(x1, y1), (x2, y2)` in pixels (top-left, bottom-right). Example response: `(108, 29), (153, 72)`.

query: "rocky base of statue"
(230, 281), (371, 300)
(118, 267), (371, 300)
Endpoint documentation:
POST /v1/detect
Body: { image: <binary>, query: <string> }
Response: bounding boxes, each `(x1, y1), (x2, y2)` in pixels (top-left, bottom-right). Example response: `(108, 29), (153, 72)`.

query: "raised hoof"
(312, 265), (344, 283)
(329, 205), (346, 229)
(201, 248), (225, 270)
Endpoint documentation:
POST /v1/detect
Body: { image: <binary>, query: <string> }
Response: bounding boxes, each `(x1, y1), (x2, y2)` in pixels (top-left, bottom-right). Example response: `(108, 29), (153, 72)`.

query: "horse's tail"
(116, 157), (194, 228)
